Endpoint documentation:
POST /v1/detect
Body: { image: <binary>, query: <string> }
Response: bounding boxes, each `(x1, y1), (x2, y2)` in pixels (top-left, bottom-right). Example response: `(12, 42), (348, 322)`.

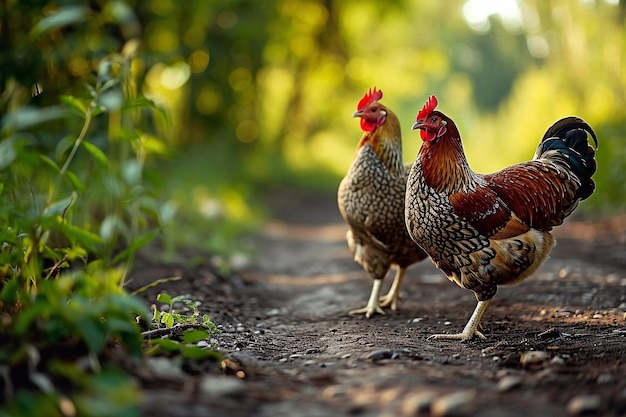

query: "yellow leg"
(379, 266), (406, 311)
(428, 300), (491, 341)
(349, 279), (385, 318)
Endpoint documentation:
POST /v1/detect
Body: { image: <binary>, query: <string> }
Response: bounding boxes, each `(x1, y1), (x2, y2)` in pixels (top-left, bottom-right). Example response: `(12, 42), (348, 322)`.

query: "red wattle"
(420, 129), (436, 142)
(360, 118), (376, 132)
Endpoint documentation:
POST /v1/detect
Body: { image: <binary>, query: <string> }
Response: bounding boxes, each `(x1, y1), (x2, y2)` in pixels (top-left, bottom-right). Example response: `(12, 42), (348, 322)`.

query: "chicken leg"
(379, 265), (406, 311)
(428, 300), (491, 341)
(349, 278), (385, 318)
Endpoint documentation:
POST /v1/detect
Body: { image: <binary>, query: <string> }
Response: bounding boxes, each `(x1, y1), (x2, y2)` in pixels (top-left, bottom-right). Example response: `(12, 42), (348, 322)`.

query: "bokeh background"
(2, 0), (625, 260)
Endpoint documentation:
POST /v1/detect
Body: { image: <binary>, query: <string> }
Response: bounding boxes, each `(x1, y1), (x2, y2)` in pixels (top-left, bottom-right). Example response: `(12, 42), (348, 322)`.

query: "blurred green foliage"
(105, 0), (624, 220)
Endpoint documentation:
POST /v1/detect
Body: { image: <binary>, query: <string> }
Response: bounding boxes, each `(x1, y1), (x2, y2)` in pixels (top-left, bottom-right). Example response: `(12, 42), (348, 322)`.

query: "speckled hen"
(338, 87), (428, 318)
(405, 95), (598, 340)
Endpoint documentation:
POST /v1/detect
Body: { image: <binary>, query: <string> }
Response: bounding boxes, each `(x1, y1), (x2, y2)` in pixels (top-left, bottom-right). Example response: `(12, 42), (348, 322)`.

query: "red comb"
(357, 87), (383, 111)
(416, 95), (438, 121)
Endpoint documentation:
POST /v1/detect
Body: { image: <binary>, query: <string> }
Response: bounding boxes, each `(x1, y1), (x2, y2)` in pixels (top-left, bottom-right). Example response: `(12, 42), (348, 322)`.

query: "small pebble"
(597, 374), (613, 384)
(412, 317), (423, 323)
(340, 353), (352, 359)
(550, 356), (565, 365)
(431, 391), (476, 417)
(401, 390), (438, 415)
(592, 313), (603, 319)
(278, 358), (288, 363)
(566, 394), (601, 415)
(520, 351), (549, 367)
(444, 321), (452, 326)
(498, 376), (522, 392)
(365, 349), (394, 361)
(199, 375), (245, 397)
(303, 359), (317, 366)
(289, 353), (303, 359)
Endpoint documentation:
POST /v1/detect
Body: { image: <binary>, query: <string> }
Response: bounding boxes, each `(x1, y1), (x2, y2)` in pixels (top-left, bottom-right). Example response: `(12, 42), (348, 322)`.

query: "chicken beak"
(353, 110), (363, 118)
(411, 121), (424, 131)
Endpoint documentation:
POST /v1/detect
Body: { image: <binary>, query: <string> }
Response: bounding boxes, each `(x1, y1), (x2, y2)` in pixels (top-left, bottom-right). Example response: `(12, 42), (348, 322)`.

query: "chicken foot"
(378, 266), (406, 311)
(349, 278), (385, 318)
(428, 300), (491, 341)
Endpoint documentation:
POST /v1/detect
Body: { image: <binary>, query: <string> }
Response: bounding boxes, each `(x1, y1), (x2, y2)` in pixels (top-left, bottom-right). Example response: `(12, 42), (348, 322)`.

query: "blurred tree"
(4, 0), (623, 215)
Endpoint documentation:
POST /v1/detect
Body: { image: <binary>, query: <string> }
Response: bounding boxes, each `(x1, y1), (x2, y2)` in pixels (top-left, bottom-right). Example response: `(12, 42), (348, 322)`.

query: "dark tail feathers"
(535, 116), (598, 201)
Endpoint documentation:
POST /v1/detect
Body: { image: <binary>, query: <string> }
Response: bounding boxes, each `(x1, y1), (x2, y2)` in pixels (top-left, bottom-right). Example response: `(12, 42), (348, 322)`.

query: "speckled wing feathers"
(338, 144), (422, 275)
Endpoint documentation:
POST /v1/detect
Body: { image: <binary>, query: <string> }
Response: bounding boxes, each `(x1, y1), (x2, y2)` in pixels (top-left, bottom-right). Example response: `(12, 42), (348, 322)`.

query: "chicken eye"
(371, 107), (378, 112)
(431, 116), (438, 123)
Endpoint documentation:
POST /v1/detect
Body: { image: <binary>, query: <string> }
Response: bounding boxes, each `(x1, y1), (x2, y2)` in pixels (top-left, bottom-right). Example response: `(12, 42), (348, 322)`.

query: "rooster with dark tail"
(405, 95), (597, 340)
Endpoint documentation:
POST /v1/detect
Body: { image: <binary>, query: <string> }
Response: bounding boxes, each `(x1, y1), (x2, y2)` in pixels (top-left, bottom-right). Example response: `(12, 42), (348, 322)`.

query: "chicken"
(405, 95), (597, 340)
(338, 87), (428, 318)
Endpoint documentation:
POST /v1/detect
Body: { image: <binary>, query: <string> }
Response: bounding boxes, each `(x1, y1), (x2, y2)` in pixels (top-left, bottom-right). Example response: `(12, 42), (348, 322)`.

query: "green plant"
(0, 3), (170, 415)
(151, 292), (216, 330)
(143, 293), (221, 361)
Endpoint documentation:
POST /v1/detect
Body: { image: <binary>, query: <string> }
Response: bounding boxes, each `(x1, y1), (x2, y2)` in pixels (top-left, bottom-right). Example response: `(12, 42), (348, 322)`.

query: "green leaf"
(45, 194), (75, 217)
(147, 338), (182, 353)
(170, 294), (190, 304)
(160, 312), (174, 328)
(105, 317), (140, 335)
(0, 138), (17, 170)
(60, 95), (87, 116)
(66, 170), (85, 192)
(0, 276), (21, 304)
(181, 329), (209, 344)
(99, 214), (130, 241)
(39, 155), (61, 173)
(130, 276), (182, 296)
(123, 97), (158, 111)
(181, 345), (222, 360)
(59, 223), (105, 252)
(156, 293), (172, 305)
(30, 6), (89, 38)
(13, 302), (50, 335)
(108, 294), (151, 320)
(82, 141), (109, 167)
(1, 106), (68, 133)
(139, 134), (170, 156)
(54, 134), (76, 161)
(112, 230), (158, 264)
(75, 318), (106, 353)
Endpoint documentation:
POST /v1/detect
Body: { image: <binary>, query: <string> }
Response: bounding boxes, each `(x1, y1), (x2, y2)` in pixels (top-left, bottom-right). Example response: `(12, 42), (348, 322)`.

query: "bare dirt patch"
(128, 188), (626, 417)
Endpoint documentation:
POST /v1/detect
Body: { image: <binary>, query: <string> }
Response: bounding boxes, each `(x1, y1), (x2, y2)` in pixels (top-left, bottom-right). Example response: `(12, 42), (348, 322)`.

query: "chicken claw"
(348, 304), (385, 318)
(427, 330), (486, 341)
(428, 300), (490, 341)
(349, 279), (385, 318)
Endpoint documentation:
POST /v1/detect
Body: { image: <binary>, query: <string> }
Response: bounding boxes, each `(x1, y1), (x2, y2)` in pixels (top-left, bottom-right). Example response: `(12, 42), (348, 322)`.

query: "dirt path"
(129, 189), (626, 417)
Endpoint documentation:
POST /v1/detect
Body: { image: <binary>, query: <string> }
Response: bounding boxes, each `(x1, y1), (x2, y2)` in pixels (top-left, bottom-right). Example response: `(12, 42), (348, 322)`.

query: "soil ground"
(128, 188), (626, 417)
